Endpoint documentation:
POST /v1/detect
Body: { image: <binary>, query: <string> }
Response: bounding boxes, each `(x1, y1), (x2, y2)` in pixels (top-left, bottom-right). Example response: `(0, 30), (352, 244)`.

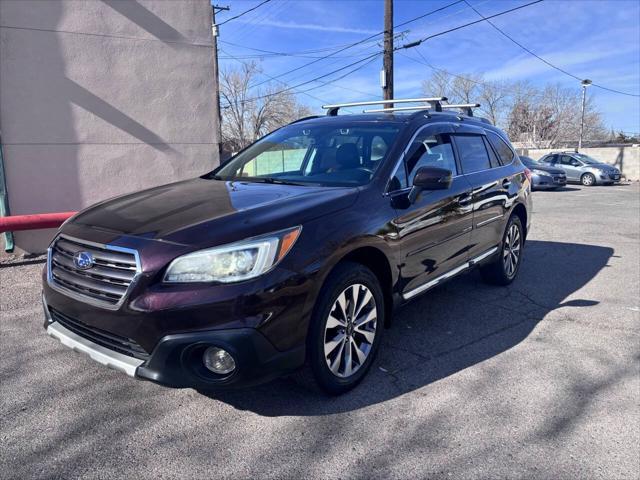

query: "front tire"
(480, 215), (524, 286)
(581, 172), (596, 186)
(304, 262), (384, 395)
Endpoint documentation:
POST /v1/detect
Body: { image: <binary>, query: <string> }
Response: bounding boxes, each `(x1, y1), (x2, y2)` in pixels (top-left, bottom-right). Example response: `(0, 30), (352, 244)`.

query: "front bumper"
(43, 295), (305, 389)
(596, 172), (621, 184)
(532, 173), (566, 189)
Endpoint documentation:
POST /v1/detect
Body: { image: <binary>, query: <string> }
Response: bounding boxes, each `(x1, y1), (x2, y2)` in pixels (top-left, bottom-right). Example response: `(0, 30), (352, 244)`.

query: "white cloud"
(237, 18), (379, 35)
(483, 45), (639, 82)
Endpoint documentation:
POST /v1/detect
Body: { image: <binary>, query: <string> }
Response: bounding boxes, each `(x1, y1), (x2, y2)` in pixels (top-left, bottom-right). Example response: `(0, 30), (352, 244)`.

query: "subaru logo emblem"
(73, 251), (94, 270)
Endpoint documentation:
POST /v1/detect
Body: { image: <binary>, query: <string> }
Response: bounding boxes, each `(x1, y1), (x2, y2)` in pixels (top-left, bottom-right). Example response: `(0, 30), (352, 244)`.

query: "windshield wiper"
(253, 177), (307, 186)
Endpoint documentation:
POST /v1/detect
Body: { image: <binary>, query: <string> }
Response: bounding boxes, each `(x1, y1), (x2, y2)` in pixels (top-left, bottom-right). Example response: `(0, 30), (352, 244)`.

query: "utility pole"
(382, 0), (393, 108)
(212, 5), (229, 163)
(578, 79), (592, 151)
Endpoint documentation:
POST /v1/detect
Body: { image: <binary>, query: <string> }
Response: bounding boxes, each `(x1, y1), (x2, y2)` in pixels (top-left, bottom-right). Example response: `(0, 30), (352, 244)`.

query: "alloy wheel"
(323, 284), (377, 378)
(582, 173), (595, 186)
(503, 223), (521, 278)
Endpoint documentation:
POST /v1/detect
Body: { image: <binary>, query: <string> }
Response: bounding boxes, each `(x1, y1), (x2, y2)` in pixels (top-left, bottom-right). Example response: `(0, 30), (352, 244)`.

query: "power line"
(221, 0), (542, 107)
(401, 48), (538, 98)
(219, 48), (330, 105)
(463, 0), (640, 98)
(216, 0), (273, 26)
(220, 38), (379, 57)
(247, 0), (466, 89)
(225, 0), (283, 41)
(394, 0), (464, 29)
(219, 38), (383, 60)
(221, 52), (383, 106)
(218, 0), (471, 60)
(220, 48), (376, 114)
(400, 0), (544, 47)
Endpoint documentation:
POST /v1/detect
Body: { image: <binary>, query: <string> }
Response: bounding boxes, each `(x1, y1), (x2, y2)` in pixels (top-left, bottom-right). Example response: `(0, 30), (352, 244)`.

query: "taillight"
(524, 168), (532, 182)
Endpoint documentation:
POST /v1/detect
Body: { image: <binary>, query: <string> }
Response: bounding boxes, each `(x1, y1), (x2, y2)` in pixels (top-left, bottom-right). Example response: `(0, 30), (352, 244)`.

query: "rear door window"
(453, 135), (492, 174)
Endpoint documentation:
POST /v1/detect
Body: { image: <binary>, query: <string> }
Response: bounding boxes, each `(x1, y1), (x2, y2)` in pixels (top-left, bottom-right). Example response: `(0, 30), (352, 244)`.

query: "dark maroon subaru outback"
(43, 98), (532, 395)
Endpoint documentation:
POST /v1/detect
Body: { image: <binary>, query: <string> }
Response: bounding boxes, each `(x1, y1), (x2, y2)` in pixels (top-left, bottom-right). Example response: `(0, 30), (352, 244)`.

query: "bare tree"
(220, 62), (312, 151)
(421, 70), (482, 104)
(422, 70), (509, 126)
(421, 69), (453, 100)
(507, 83), (606, 147)
(450, 73), (481, 104)
(478, 80), (508, 126)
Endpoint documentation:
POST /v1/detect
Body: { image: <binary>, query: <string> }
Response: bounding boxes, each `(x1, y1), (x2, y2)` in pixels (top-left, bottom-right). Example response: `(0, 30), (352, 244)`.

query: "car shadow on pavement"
(204, 240), (614, 416)
(535, 186), (581, 192)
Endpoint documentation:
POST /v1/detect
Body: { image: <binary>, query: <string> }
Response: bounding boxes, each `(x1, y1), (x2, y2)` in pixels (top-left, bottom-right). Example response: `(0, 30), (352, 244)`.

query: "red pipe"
(0, 212), (77, 233)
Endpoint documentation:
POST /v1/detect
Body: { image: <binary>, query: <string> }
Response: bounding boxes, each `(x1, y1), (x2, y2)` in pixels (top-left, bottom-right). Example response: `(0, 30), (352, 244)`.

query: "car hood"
(72, 178), (359, 246)
(530, 164), (565, 175)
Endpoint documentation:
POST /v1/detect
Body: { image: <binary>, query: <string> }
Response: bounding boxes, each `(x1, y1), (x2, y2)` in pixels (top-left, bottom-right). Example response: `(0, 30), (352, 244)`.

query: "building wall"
(0, 0), (220, 253)
(518, 146), (640, 181)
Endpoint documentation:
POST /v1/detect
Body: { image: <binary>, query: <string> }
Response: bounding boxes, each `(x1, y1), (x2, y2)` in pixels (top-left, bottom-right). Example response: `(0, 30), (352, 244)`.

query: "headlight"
(531, 169), (550, 176)
(163, 226), (301, 283)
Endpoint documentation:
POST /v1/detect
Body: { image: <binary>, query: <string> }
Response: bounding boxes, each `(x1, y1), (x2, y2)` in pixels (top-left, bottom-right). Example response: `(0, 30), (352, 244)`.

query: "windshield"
(573, 153), (602, 165)
(211, 123), (401, 187)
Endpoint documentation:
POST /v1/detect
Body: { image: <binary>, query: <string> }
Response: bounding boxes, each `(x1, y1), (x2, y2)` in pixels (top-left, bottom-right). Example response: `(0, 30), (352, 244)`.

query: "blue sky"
(216, 0), (640, 134)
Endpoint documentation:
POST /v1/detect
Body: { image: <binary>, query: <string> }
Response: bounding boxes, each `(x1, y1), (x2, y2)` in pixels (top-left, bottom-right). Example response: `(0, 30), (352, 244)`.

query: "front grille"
(49, 308), (149, 359)
(48, 236), (140, 308)
(553, 175), (566, 183)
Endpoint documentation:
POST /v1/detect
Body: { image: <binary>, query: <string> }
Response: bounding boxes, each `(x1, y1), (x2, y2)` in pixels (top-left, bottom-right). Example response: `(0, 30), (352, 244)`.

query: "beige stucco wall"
(517, 146), (640, 181)
(0, 0), (220, 253)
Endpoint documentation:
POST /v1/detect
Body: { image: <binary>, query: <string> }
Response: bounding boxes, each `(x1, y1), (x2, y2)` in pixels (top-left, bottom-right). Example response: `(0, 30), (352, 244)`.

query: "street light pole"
(578, 79), (592, 151)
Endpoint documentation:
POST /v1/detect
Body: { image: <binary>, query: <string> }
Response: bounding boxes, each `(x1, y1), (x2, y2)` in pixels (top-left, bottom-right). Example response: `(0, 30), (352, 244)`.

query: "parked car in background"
(42, 98), (532, 395)
(519, 156), (566, 190)
(539, 152), (620, 186)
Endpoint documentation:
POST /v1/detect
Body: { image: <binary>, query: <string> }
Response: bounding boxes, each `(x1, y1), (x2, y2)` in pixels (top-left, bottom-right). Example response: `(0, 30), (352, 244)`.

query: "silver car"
(520, 156), (567, 190)
(539, 152), (621, 186)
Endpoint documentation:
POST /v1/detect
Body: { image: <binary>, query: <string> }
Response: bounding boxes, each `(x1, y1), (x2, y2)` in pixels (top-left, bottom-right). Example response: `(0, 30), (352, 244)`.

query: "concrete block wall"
(0, 0), (220, 253)
(518, 146), (640, 181)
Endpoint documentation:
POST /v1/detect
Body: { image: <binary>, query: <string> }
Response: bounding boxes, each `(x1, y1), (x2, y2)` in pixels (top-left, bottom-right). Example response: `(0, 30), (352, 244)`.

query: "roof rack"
(441, 103), (481, 117)
(363, 105), (432, 113)
(321, 97), (447, 116)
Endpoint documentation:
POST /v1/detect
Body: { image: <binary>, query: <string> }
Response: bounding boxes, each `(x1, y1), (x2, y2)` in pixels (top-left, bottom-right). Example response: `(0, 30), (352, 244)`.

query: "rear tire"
(301, 262), (385, 395)
(480, 215), (524, 286)
(581, 173), (596, 186)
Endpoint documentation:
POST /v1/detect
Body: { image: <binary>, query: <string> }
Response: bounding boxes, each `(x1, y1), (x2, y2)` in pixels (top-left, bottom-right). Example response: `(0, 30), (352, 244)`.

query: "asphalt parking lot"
(1, 183), (639, 479)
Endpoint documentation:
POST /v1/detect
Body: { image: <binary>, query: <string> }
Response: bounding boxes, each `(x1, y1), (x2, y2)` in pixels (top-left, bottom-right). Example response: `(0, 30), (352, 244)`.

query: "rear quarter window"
(487, 132), (515, 165)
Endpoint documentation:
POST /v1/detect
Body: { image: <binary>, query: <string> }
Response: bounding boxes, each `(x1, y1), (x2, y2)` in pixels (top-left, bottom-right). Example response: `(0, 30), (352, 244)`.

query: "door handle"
(458, 194), (472, 206)
(502, 179), (512, 189)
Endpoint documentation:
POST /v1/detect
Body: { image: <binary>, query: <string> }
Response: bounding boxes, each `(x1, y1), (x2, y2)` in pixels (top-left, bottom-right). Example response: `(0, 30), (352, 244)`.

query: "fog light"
(203, 347), (236, 375)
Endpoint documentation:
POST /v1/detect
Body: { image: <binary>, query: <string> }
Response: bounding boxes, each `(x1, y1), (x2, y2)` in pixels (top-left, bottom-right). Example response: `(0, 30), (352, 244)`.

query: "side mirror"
(571, 160), (580, 166)
(408, 166), (452, 203)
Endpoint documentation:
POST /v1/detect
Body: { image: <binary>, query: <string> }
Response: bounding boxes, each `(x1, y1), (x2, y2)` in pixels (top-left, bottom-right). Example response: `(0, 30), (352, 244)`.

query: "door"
(387, 124), (474, 297)
(559, 154), (582, 181)
(452, 128), (514, 260)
